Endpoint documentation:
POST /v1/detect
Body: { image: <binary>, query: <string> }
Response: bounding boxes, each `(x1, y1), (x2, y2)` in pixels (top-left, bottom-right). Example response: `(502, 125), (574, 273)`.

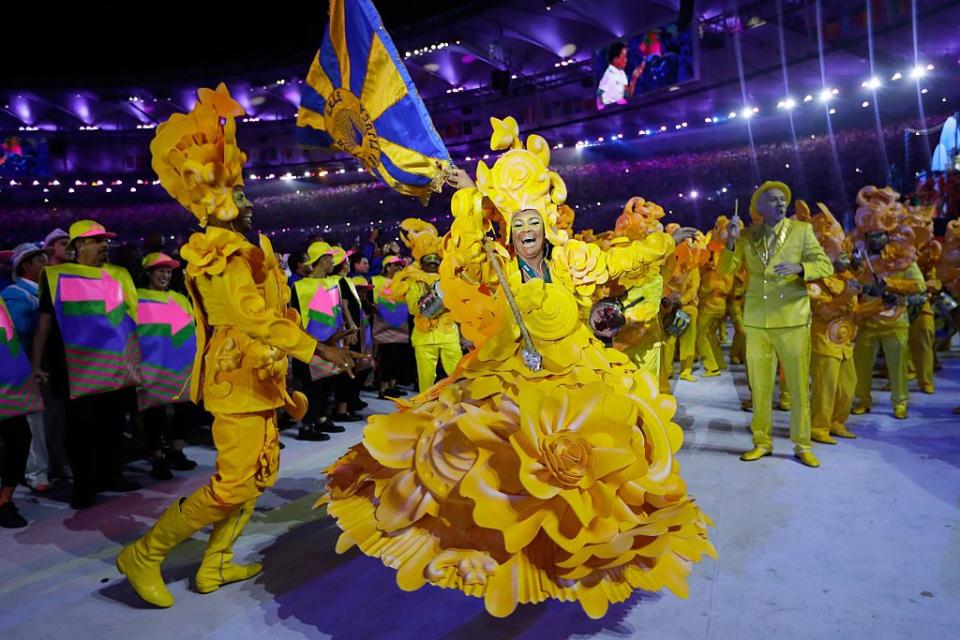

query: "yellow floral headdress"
(399, 218), (443, 261)
(853, 185), (902, 235)
(475, 116), (568, 246)
(151, 83), (247, 228)
(614, 196), (664, 240)
(809, 202), (850, 262)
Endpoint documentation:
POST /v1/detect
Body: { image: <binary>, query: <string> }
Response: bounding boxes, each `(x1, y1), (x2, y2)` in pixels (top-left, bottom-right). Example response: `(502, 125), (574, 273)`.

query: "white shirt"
(598, 64), (628, 104)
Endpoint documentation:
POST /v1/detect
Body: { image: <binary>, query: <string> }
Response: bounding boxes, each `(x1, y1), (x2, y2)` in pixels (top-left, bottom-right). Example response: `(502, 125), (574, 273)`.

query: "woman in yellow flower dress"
(318, 117), (715, 619)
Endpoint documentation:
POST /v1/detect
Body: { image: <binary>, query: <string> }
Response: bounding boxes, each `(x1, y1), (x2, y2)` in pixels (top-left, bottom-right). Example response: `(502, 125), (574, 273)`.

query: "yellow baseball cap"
(304, 241), (334, 266)
(68, 219), (116, 242)
(142, 252), (180, 269)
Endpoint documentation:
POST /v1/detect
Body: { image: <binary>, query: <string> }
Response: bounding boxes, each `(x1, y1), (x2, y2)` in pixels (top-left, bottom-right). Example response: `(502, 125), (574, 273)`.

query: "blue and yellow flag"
(297, 0), (451, 204)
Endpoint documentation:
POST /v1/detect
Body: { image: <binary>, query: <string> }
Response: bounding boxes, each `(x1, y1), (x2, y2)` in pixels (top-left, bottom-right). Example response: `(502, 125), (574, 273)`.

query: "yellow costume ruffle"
(317, 118), (714, 619)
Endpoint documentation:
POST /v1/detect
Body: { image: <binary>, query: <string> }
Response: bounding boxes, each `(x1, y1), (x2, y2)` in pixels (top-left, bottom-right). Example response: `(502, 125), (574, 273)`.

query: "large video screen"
(593, 22), (698, 109)
(0, 135), (51, 179)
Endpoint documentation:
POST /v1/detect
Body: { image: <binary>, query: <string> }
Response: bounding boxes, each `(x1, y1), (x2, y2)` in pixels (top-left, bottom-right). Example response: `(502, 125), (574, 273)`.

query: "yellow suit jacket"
(719, 218), (833, 329)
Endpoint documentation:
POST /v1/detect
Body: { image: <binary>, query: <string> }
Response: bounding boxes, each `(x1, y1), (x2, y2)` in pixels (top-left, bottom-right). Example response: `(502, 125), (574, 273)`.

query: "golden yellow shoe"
(811, 432), (837, 445)
(740, 447), (772, 462)
(893, 404), (908, 420)
(701, 369), (721, 378)
(778, 400), (792, 411)
(906, 372), (917, 381)
(850, 404), (870, 415)
(794, 450), (820, 468)
(920, 384), (935, 395)
(731, 357), (743, 365)
(831, 425), (857, 439)
(679, 370), (697, 382)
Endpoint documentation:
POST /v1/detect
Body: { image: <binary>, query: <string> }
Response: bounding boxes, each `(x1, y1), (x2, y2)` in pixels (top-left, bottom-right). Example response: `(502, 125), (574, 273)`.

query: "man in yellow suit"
(392, 219), (461, 392)
(720, 181), (834, 468)
(849, 194), (926, 420)
(116, 85), (355, 608)
(697, 217), (736, 378)
(797, 202), (859, 444)
(659, 226), (703, 387)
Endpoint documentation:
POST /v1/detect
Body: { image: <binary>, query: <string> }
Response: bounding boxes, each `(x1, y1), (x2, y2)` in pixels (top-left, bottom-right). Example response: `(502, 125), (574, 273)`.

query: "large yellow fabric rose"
(181, 226), (244, 278)
(551, 240), (608, 305)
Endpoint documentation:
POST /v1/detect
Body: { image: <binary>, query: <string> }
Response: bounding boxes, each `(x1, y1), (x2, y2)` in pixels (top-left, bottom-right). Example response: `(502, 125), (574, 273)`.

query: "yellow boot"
(700, 369), (721, 378)
(893, 404), (908, 420)
(850, 403), (870, 415)
(116, 499), (198, 608)
(679, 369), (697, 382)
(195, 501), (263, 594)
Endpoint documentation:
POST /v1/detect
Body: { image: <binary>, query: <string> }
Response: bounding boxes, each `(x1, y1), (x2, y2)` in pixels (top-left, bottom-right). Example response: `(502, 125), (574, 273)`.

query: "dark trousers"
(1, 416), (32, 488)
(294, 360), (331, 424)
(141, 403), (190, 452)
(65, 388), (134, 497)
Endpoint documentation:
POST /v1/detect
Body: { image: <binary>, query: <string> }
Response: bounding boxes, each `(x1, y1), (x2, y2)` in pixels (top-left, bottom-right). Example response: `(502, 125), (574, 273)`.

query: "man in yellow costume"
(849, 187), (926, 420)
(390, 219), (461, 393)
(116, 84), (355, 608)
(721, 181), (833, 467)
(609, 197), (696, 377)
(726, 260), (748, 365)
(903, 206), (940, 395)
(697, 217), (736, 379)
(659, 224), (706, 388)
(796, 202), (860, 444)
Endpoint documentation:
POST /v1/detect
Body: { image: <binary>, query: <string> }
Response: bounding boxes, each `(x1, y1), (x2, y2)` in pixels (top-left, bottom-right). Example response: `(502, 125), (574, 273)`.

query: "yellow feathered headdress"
(150, 83), (247, 228)
(474, 116), (569, 246)
(614, 196), (665, 240)
(399, 218), (443, 261)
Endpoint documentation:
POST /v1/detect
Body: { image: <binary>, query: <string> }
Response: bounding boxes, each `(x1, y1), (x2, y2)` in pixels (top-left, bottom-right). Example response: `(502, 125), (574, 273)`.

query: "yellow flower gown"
(317, 185), (716, 619)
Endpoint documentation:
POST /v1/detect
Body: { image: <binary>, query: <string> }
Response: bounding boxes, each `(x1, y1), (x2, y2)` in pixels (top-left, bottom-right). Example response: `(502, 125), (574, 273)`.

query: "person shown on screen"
(597, 42), (642, 107)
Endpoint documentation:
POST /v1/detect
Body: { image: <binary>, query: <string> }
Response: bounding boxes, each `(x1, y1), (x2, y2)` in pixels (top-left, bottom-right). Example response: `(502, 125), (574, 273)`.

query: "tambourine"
(664, 309), (692, 337)
(418, 281), (446, 318)
(589, 298), (627, 339)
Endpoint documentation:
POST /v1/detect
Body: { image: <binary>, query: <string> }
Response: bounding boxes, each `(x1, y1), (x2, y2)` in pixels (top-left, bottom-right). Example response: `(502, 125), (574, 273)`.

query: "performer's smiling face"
(758, 189), (788, 225)
(149, 266), (172, 291)
(233, 188), (254, 232)
(512, 210), (545, 261)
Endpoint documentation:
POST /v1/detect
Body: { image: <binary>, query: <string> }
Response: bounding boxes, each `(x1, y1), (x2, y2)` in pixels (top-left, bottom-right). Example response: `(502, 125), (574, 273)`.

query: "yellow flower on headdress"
(475, 116), (568, 246)
(151, 83), (247, 227)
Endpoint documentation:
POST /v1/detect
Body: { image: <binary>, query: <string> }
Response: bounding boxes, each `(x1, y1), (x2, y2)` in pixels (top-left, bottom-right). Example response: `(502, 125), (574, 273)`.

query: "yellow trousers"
(696, 312), (725, 373)
(909, 313), (935, 389)
(810, 353), (856, 439)
(744, 325), (812, 452)
(660, 307), (697, 381)
(180, 410), (279, 529)
(854, 325), (909, 408)
(414, 342), (462, 392)
(728, 302), (746, 363)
